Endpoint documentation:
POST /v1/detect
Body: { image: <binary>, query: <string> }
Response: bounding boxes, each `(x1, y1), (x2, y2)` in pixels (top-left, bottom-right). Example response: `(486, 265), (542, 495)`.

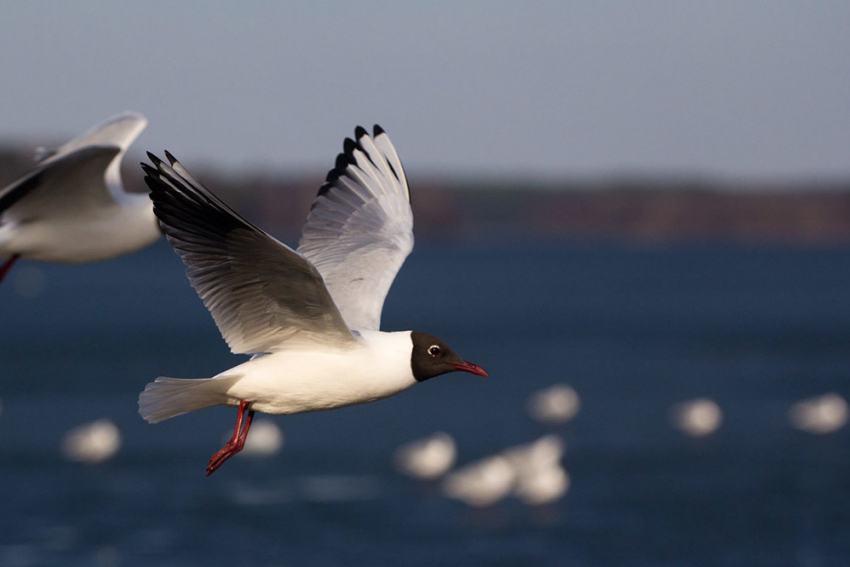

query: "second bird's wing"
(0, 112), (148, 219)
(0, 145), (121, 218)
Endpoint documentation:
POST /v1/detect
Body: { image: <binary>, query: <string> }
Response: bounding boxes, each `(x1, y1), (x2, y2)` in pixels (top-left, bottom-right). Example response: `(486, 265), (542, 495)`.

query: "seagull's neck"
(349, 329), (418, 389)
(354, 327), (410, 355)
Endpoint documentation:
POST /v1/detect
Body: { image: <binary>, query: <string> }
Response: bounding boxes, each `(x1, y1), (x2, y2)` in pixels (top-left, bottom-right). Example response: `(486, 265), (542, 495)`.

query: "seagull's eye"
(428, 345), (442, 357)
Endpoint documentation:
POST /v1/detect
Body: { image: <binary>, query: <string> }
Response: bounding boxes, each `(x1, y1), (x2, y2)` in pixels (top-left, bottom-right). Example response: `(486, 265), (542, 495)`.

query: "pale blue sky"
(1, 1), (848, 181)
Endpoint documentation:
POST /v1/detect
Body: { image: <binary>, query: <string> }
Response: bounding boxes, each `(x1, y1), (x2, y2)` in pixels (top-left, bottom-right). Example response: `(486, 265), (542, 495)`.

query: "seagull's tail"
(139, 376), (239, 423)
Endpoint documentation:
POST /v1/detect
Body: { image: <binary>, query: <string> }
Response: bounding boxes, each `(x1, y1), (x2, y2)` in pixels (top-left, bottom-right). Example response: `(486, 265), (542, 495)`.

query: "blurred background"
(2, 2), (850, 566)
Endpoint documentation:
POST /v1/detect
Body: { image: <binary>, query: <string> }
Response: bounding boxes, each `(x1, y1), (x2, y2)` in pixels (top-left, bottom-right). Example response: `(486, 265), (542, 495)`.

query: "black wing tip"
(342, 137), (358, 159)
(315, 124), (391, 199)
(319, 147), (353, 195)
(337, 150), (353, 169)
(145, 151), (162, 165)
(316, 182), (333, 198)
(321, 154), (347, 186)
(143, 175), (162, 196)
(144, 150), (180, 170)
(345, 132), (379, 168)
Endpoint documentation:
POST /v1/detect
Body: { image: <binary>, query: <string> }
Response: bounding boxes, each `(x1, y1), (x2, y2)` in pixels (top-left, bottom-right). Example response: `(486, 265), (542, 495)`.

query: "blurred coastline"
(6, 144), (849, 246)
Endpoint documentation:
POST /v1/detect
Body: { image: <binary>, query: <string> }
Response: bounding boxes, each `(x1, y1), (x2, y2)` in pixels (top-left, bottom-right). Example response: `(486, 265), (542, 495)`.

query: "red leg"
(235, 409), (255, 451)
(206, 400), (256, 476)
(0, 254), (20, 284)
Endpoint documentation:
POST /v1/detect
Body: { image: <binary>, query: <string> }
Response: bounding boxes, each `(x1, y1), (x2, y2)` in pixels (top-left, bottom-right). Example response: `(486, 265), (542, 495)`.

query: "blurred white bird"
(526, 384), (580, 423)
(669, 398), (723, 437)
(60, 419), (122, 464)
(393, 432), (456, 480)
(442, 454), (516, 507)
(0, 111), (160, 284)
(501, 435), (569, 505)
(443, 435), (570, 507)
(513, 462), (570, 506)
(500, 434), (565, 472)
(789, 393), (849, 434)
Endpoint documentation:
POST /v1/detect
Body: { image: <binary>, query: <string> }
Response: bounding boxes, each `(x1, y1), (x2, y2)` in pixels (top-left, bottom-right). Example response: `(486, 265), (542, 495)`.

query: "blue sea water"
(2, 239), (850, 567)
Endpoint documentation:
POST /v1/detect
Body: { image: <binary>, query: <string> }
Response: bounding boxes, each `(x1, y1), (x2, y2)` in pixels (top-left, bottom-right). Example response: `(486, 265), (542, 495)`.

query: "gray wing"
(143, 152), (357, 354)
(0, 145), (121, 218)
(1, 111), (147, 219)
(35, 111), (146, 165)
(297, 125), (413, 331)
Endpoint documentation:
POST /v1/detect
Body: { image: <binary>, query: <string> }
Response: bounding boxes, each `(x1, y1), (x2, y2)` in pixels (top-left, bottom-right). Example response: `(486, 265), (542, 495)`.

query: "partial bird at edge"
(0, 111), (160, 285)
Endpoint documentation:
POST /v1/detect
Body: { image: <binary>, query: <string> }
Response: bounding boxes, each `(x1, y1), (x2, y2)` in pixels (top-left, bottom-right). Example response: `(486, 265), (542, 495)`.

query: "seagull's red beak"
(454, 361), (489, 377)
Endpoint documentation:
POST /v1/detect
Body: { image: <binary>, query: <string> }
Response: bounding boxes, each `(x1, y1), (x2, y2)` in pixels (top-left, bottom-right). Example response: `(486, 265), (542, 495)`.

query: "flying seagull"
(0, 112), (161, 283)
(139, 125), (487, 475)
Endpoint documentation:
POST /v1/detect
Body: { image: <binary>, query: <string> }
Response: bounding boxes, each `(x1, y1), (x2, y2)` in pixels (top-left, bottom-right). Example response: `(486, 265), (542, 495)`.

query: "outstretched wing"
(297, 125), (413, 331)
(0, 145), (121, 217)
(0, 111), (147, 219)
(143, 152), (357, 354)
(36, 111), (146, 165)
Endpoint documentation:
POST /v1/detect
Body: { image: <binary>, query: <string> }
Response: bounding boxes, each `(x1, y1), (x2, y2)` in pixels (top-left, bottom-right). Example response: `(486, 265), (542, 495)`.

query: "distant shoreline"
(3, 146), (849, 244)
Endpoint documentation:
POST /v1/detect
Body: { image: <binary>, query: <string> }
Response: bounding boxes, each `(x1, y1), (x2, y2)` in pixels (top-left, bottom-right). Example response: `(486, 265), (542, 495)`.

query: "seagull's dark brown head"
(410, 331), (488, 382)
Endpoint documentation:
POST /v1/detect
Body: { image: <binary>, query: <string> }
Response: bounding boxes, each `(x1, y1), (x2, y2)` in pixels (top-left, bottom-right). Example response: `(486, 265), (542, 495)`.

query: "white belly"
(221, 331), (417, 415)
(0, 204), (159, 263)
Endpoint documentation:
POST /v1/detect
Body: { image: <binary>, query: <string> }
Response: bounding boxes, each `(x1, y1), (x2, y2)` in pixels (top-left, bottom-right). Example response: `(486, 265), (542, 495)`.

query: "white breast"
(222, 330), (417, 415)
(3, 195), (159, 263)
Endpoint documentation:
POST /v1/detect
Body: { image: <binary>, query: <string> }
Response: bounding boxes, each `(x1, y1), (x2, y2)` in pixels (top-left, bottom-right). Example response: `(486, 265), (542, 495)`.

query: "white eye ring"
(428, 345), (442, 356)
